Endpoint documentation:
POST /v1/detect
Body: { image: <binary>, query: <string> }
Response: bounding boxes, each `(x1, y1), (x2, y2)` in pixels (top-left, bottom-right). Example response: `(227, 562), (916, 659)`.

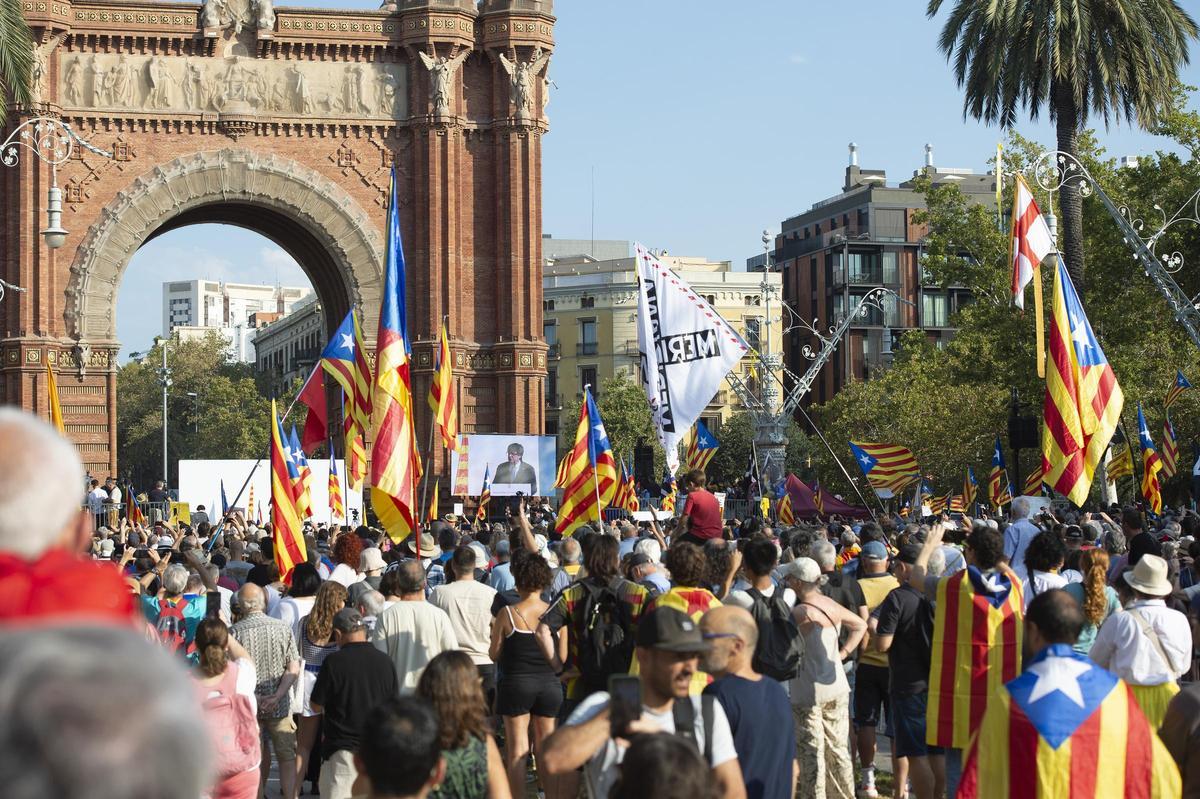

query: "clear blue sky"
(117, 0), (1200, 359)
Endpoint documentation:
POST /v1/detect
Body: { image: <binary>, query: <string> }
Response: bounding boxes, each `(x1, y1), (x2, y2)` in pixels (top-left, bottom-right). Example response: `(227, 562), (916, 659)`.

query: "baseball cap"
(861, 541), (888, 560)
(1064, 526), (1085, 541)
(781, 557), (821, 583)
(635, 607), (710, 653)
(332, 607), (366, 634)
(896, 542), (923, 565)
(629, 552), (653, 568)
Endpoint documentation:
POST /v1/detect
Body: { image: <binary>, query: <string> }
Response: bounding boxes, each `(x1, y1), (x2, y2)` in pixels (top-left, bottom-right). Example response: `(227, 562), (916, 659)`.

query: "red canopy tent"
(784, 473), (872, 520)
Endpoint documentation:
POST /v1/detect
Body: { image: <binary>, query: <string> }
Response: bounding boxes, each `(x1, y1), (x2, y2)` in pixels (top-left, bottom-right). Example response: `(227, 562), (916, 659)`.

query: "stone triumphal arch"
(1, 0), (553, 477)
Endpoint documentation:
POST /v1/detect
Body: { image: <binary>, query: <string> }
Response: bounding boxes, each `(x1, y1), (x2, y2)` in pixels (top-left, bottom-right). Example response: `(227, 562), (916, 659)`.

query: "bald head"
(237, 583), (266, 614)
(704, 605), (759, 649)
(0, 409), (88, 558)
(699, 605), (758, 678)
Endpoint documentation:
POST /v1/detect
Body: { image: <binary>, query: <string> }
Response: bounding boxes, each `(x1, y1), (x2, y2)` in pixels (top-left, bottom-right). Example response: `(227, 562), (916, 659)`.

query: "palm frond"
(0, 0), (34, 121)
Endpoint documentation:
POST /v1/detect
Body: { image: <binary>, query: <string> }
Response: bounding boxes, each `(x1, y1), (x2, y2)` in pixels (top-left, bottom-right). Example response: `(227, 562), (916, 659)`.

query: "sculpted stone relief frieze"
(59, 52), (408, 120)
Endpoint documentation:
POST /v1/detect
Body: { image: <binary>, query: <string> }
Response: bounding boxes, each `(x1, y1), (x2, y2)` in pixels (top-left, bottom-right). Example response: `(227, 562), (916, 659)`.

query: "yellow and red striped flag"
(990, 438), (1013, 508)
(660, 471), (677, 513)
(555, 387), (619, 537)
(317, 309), (373, 493)
(288, 426), (313, 519)
(1042, 256), (1124, 507)
(1161, 414), (1179, 479)
(427, 480), (439, 523)
(370, 170), (424, 543)
(475, 464), (491, 522)
(1165, 370), (1192, 410)
(623, 456), (640, 512)
(427, 320), (459, 452)
(777, 491), (794, 525)
(1138, 405), (1164, 515)
(453, 436), (470, 495)
(270, 400), (307, 583)
(849, 441), (920, 495)
(949, 494), (967, 513)
(553, 452), (570, 489)
(46, 362), (64, 433)
(959, 646), (1181, 798)
(963, 467), (978, 511)
(927, 567), (1024, 750)
(247, 482), (255, 523)
(813, 480), (826, 516)
(1108, 427), (1134, 482)
(684, 420), (719, 472)
(328, 448), (344, 522)
(1022, 461), (1045, 496)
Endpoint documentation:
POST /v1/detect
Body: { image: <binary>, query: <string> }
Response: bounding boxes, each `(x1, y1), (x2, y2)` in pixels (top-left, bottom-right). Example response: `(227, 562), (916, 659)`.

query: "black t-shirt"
(310, 642), (399, 759)
(821, 571), (866, 661)
(148, 488), (170, 503)
(875, 584), (934, 696)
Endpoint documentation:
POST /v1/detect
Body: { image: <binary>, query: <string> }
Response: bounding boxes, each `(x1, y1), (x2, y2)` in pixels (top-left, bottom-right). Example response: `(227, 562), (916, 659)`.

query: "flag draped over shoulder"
(427, 320), (459, 451)
(1138, 404), (1164, 515)
(1161, 415), (1179, 479)
(849, 442), (919, 496)
(318, 309), (372, 491)
(634, 242), (749, 473)
(270, 400), (307, 583)
(958, 644), (1180, 798)
(1165, 370), (1192, 410)
(684, 419), (719, 473)
(370, 169), (423, 543)
(990, 437), (1013, 508)
(555, 388), (618, 537)
(45, 362), (64, 433)
(927, 567), (1024, 750)
(1042, 256), (1124, 507)
(328, 447), (344, 521)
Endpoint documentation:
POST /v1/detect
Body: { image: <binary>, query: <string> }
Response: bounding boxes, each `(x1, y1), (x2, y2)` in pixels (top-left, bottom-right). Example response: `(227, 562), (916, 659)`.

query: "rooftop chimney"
(849, 142), (858, 167)
(924, 143), (934, 168)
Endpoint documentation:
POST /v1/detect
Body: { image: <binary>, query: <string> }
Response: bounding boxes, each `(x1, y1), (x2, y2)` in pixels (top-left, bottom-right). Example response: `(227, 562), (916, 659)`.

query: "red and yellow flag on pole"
(370, 170), (423, 544)
(555, 387), (619, 537)
(1137, 404), (1164, 515)
(328, 448), (344, 522)
(316, 309), (373, 492)
(1042, 256), (1124, 507)
(1161, 414), (1179, 479)
(427, 480), (439, 523)
(453, 435), (470, 495)
(427, 320), (459, 452)
(927, 568), (1023, 750)
(777, 492), (794, 525)
(270, 400), (307, 583)
(475, 464), (491, 523)
(45, 362), (64, 433)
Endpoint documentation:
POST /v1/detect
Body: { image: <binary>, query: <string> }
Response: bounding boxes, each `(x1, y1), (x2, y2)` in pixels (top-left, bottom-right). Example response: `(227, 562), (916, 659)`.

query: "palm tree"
(0, 0), (34, 122)
(928, 0), (1198, 290)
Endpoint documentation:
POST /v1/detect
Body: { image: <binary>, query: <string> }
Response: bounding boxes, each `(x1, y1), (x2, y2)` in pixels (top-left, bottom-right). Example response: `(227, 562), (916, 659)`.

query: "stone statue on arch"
(418, 47), (469, 117)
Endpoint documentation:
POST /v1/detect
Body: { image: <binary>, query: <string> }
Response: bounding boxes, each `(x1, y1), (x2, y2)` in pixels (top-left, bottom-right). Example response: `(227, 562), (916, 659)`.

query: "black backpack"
(746, 587), (802, 681)
(573, 578), (636, 695)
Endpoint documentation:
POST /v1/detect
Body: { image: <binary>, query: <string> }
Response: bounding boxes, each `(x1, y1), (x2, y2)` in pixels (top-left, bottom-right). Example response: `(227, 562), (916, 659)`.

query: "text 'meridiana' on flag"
(634, 242), (748, 473)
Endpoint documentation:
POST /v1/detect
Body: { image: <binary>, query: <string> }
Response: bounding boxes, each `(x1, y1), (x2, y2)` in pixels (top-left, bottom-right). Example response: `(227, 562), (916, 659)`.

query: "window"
(545, 420), (559, 436)
(580, 296), (595, 309)
(546, 367), (559, 407)
(875, 208), (907, 242)
(882, 251), (899, 284)
(881, 294), (901, 327)
(703, 294), (716, 305)
(578, 319), (598, 356)
(846, 251), (881, 283)
(744, 317), (762, 351)
(744, 295), (761, 306)
(543, 320), (557, 346)
(923, 293), (949, 327)
(580, 366), (598, 395)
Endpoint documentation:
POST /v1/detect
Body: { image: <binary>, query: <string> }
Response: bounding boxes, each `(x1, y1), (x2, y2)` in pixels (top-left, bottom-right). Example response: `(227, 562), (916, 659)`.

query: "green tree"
(703, 412), (813, 490)
(557, 373), (665, 479)
(118, 331), (299, 488)
(927, 0), (1199, 289)
(0, 0), (33, 119)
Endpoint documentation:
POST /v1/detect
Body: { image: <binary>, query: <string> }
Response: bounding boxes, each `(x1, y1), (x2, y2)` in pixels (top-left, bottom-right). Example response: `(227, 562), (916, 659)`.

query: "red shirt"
(681, 489), (723, 540)
(0, 548), (134, 625)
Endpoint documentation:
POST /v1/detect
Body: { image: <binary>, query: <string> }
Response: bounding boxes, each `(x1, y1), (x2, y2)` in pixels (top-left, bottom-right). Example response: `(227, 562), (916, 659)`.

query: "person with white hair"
(0, 408), (133, 623)
(1002, 495), (1040, 582)
(0, 625), (212, 799)
(781, 557), (866, 799)
(141, 556), (216, 656)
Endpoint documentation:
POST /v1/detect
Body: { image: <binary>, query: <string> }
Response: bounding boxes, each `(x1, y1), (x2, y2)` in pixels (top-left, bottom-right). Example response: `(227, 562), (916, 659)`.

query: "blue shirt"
(1004, 518), (1042, 581)
(704, 675), (795, 799)
(141, 593), (207, 649)
(488, 562), (515, 592)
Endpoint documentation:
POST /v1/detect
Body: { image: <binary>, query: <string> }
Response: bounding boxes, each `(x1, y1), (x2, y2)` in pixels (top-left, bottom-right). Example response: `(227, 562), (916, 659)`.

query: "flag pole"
(792, 402), (882, 522)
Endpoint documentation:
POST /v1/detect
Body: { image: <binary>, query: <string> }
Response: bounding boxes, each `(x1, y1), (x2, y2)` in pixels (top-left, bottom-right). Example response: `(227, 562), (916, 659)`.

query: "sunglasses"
(701, 632), (740, 641)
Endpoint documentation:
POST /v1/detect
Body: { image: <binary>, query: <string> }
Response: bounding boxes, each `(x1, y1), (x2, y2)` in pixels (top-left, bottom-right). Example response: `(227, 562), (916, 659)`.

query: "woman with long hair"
(416, 650), (511, 799)
(489, 551), (565, 798)
(1063, 548), (1120, 655)
(272, 562), (322, 639)
(294, 580), (347, 797)
(194, 618), (260, 799)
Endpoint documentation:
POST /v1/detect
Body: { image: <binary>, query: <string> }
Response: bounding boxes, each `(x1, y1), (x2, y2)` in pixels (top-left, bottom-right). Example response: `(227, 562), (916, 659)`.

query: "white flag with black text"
(634, 242), (749, 473)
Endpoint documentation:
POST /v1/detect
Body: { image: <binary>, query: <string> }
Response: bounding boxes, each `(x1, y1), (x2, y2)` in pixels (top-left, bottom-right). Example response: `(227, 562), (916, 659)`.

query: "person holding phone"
(540, 607), (746, 799)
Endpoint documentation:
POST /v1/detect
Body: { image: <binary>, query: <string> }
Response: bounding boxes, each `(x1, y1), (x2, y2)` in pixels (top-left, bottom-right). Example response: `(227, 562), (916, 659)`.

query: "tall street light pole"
(156, 338), (172, 487)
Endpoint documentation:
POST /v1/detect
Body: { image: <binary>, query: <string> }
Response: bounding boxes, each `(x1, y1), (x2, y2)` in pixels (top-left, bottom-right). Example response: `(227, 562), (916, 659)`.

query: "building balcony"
(576, 342), (599, 356)
(547, 343), (561, 359)
(707, 390), (729, 407)
(546, 393), (562, 409)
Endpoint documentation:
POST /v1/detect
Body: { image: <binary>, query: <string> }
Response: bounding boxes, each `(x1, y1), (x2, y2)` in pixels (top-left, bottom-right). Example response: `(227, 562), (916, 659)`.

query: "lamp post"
(154, 337), (172, 487)
(1, 117), (112, 251)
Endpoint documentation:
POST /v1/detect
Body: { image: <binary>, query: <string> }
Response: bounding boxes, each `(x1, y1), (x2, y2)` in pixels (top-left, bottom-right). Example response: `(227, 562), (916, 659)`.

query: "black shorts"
(495, 673), (564, 719)
(891, 691), (944, 759)
(853, 663), (890, 728)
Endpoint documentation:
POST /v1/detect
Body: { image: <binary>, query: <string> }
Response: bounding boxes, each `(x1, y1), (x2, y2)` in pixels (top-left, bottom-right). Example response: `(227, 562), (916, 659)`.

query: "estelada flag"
(1138, 404), (1164, 515)
(475, 463), (491, 522)
(270, 399), (307, 583)
(1165, 369), (1192, 410)
(927, 566), (1023, 750)
(328, 447), (344, 521)
(555, 387), (619, 537)
(958, 644), (1180, 798)
(684, 419), (719, 472)
(778, 492), (794, 525)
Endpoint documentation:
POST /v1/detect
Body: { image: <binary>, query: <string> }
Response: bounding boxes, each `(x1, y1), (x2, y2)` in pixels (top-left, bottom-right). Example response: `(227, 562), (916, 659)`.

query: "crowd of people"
(2, 407), (1200, 799)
